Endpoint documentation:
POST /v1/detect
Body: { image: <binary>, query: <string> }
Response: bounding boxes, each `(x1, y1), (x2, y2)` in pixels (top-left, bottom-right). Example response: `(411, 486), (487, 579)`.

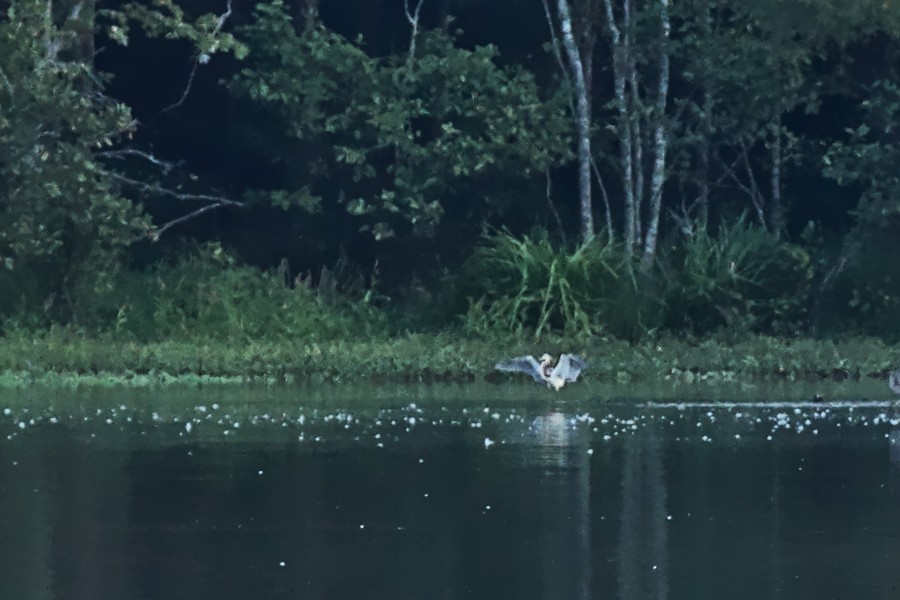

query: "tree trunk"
(770, 125), (785, 238)
(303, 0), (319, 31)
(624, 0), (643, 252)
(640, 0), (670, 270)
(603, 0), (636, 253)
(697, 3), (713, 232)
(697, 89), (711, 231)
(557, 0), (594, 241)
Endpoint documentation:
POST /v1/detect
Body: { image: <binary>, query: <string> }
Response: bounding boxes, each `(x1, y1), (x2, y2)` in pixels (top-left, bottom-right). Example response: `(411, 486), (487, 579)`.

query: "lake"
(1, 384), (899, 599)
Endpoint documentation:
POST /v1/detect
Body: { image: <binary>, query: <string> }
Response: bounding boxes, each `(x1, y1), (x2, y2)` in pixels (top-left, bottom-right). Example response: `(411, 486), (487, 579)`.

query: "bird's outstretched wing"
(889, 370), (900, 394)
(495, 356), (543, 382)
(553, 354), (587, 383)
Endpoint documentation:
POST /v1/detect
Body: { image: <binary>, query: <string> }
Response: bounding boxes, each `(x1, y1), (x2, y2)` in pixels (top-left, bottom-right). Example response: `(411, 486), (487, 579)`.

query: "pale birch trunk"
(603, 0), (636, 253)
(557, 0), (595, 241)
(543, 0), (612, 238)
(697, 4), (713, 231)
(624, 0), (644, 251)
(640, 0), (670, 270)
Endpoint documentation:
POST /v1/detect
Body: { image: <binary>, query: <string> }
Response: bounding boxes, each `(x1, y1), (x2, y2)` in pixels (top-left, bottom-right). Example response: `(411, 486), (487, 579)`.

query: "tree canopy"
(3, 0), (900, 339)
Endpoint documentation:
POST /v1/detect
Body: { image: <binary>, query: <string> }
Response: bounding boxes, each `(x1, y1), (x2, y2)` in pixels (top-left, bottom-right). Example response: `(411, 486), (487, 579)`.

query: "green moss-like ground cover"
(0, 331), (898, 390)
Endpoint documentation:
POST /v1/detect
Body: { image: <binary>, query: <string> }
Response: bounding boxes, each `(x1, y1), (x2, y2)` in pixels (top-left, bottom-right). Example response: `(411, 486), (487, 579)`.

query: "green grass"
(0, 328), (897, 389)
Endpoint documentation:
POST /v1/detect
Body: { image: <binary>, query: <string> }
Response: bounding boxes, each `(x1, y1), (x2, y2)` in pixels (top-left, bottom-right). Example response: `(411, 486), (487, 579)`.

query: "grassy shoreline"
(0, 331), (898, 390)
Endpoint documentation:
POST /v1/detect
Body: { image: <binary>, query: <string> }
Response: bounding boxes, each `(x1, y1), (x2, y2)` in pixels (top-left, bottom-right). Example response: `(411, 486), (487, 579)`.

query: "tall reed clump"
(457, 229), (632, 338)
(661, 216), (812, 335)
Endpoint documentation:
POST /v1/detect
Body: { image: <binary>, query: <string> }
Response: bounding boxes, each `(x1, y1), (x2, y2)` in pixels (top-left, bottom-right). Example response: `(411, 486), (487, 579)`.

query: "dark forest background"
(3, 0), (900, 342)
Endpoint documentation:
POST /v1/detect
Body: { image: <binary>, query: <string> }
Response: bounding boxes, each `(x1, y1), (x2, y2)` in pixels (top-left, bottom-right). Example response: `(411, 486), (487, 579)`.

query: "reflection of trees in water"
(0, 430), (132, 599)
(512, 411), (593, 599)
(892, 429), (900, 466)
(891, 407), (900, 467)
(618, 426), (668, 600)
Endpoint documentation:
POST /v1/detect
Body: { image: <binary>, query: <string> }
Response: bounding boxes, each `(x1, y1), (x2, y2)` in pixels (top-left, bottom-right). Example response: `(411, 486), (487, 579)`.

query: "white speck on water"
(185, 422), (192, 433)
(359, 524), (365, 529)
(484, 437), (495, 448)
(279, 562), (285, 567)
(258, 470), (264, 475)
(3, 408), (11, 416)
(603, 435), (612, 441)
(734, 434), (741, 439)
(667, 515), (672, 520)
(212, 403), (220, 410)
(485, 505), (491, 510)
(587, 448), (594, 455)
(18, 422), (26, 430)
(767, 435), (773, 441)
(418, 458), (424, 464)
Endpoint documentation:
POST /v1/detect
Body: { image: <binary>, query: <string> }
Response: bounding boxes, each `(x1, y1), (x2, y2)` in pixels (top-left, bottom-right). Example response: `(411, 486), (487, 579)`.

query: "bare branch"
(98, 149), (178, 175)
(541, 0), (569, 78)
(106, 171), (244, 208)
(738, 142), (766, 227)
(545, 171), (567, 245)
(162, 0), (233, 113)
(404, 0), (425, 78)
(590, 156), (614, 240)
(109, 169), (244, 241)
(151, 202), (233, 241)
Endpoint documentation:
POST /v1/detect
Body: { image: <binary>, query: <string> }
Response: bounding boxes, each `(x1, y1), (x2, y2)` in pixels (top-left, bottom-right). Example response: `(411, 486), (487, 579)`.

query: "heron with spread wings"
(495, 353), (587, 391)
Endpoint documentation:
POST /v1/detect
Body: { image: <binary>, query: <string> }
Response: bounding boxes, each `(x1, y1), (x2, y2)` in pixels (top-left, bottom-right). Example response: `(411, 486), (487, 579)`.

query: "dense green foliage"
(229, 0), (571, 240)
(53, 242), (383, 341)
(0, 0), (147, 316)
(3, 0), (900, 351)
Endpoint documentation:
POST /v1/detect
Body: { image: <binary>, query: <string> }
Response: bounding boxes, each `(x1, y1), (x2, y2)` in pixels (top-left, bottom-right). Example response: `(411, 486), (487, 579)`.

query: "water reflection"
(891, 427), (900, 466)
(2, 398), (900, 599)
(619, 426), (668, 600)
(520, 411), (592, 600)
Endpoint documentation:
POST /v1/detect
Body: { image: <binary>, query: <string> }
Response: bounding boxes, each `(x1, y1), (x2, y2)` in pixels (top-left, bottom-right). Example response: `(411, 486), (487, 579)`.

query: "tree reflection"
(510, 411), (593, 599)
(618, 425), (668, 600)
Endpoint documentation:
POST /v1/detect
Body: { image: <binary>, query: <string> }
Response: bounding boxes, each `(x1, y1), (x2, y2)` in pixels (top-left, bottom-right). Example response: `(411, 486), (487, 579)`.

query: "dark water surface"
(1, 385), (899, 599)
